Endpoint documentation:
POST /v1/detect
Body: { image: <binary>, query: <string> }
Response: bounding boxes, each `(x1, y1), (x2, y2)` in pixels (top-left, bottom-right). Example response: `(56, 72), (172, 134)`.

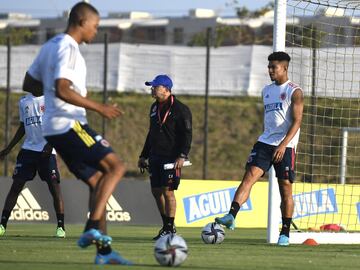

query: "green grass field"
(0, 224), (359, 269)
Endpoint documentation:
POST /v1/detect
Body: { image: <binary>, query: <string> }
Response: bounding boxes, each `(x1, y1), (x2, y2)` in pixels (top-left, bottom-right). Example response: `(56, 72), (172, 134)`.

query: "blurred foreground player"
(23, 2), (132, 265)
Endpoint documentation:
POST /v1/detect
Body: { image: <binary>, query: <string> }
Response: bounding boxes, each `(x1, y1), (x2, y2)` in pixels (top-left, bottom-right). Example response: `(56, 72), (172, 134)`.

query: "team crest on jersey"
(40, 105), (45, 112)
(280, 92), (286, 100)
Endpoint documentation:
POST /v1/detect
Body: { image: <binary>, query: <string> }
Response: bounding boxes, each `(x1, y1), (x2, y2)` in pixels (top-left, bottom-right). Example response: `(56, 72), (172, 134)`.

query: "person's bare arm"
(55, 78), (123, 119)
(0, 123), (25, 159)
(273, 88), (304, 163)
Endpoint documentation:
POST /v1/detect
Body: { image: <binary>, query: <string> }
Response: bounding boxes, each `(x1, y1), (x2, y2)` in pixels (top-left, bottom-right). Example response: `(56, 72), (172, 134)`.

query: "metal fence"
(2, 30), (247, 180)
(2, 29), (359, 181)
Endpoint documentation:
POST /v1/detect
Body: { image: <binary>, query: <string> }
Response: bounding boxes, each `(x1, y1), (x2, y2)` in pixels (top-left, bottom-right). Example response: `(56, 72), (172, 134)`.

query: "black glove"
(138, 157), (149, 174)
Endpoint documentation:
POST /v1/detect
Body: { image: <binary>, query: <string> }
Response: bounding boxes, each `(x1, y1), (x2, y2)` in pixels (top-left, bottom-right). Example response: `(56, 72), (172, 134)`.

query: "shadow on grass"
(0, 260), (90, 265)
(0, 260), (213, 269)
(1, 234), (269, 247)
(0, 235), (78, 241)
(109, 235), (269, 244)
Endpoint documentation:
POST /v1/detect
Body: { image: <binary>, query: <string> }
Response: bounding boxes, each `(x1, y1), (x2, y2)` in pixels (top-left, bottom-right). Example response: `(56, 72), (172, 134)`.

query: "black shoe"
(152, 228), (169, 240)
(152, 227), (176, 241)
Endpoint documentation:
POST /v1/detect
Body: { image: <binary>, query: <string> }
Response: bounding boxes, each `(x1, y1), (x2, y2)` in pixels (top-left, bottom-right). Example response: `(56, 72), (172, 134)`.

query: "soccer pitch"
(0, 224), (359, 269)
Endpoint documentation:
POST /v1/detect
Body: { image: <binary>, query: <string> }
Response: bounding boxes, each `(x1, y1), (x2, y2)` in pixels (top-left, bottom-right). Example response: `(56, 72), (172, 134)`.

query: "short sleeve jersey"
(258, 80), (302, 148)
(19, 94), (55, 154)
(27, 33), (87, 136)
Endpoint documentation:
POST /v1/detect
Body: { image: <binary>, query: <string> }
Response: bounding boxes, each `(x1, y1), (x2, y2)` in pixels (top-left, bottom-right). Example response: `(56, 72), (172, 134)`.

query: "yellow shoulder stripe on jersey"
(73, 121), (95, 147)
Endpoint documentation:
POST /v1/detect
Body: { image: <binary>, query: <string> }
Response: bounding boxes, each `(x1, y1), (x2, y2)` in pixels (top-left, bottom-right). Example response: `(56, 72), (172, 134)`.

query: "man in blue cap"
(138, 74), (192, 240)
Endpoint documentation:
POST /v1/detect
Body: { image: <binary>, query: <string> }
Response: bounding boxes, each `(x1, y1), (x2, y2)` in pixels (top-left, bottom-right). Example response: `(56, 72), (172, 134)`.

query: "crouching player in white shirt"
(0, 93), (65, 238)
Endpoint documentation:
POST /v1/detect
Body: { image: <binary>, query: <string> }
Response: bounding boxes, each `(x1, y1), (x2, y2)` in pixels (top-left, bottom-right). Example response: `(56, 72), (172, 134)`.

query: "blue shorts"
(45, 122), (113, 181)
(13, 149), (60, 183)
(246, 141), (296, 182)
(149, 155), (181, 190)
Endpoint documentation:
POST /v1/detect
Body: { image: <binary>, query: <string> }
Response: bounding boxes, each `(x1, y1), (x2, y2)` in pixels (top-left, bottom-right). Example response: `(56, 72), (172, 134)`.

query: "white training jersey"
(19, 94), (55, 154)
(258, 80), (302, 148)
(27, 33), (87, 136)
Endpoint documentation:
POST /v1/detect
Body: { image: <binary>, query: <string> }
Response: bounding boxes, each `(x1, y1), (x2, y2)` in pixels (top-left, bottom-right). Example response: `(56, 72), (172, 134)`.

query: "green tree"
(252, 2), (274, 18)
(188, 1), (275, 47)
(234, 1), (274, 18)
(236, 7), (250, 18)
(0, 28), (34, 45)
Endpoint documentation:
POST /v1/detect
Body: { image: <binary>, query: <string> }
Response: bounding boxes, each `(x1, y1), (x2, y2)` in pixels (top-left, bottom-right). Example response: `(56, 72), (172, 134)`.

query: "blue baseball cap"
(145, 75), (173, 90)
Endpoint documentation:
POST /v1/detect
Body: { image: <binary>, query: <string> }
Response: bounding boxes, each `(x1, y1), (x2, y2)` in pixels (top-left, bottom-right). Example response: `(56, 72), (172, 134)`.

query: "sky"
(0, 0), (273, 18)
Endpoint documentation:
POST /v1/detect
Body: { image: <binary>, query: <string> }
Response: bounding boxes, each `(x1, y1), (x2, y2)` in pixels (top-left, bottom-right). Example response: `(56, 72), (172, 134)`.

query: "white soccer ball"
(201, 222), (225, 244)
(154, 234), (188, 266)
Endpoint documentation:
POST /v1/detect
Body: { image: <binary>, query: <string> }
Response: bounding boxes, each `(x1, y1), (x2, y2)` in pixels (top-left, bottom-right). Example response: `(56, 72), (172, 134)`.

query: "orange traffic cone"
(303, 238), (319, 246)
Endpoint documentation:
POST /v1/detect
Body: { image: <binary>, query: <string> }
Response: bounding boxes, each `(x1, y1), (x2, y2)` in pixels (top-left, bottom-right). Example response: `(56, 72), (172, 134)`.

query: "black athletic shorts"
(13, 149), (60, 183)
(45, 121), (113, 181)
(149, 155), (181, 190)
(246, 141), (296, 182)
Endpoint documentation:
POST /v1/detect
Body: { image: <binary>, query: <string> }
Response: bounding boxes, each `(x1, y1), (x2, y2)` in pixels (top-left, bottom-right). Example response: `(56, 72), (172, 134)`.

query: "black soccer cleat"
(152, 227), (177, 241)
